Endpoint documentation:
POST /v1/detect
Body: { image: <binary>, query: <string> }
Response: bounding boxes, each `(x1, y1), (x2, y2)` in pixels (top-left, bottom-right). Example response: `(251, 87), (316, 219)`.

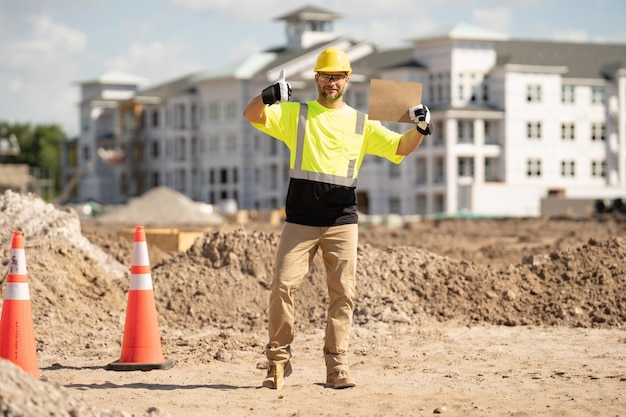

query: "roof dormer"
(275, 5), (341, 50)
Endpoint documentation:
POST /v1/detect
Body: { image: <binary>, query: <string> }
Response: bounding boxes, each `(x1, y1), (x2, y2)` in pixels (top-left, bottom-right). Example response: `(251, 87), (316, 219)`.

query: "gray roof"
(351, 48), (423, 76)
(273, 4), (342, 22)
(138, 73), (199, 98)
(411, 23), (509, 42)
(493, 39), (626, 79)
(79, 69), (148, 86)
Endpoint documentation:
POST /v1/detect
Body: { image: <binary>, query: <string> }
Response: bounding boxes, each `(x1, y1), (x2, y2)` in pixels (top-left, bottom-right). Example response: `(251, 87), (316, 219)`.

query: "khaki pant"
(266, 222), (358, 374)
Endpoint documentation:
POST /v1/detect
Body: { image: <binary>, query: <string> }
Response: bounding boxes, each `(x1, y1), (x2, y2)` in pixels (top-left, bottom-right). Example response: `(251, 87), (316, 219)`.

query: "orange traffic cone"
(107, 226), (174, 371)
(0, 231), (41, 378)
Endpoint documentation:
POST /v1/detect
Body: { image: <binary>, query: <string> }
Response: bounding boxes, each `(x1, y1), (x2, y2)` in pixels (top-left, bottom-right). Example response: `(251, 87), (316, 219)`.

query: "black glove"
(409, 104), (432, 135)
(262, 69), (291, 105)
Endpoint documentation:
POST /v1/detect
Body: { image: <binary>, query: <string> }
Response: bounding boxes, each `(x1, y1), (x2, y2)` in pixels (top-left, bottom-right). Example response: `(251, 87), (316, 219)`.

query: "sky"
(1, 0), (625, 137)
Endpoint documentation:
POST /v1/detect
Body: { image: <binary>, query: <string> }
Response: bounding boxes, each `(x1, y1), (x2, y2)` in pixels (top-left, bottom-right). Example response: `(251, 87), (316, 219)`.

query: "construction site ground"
(0, 189), (625, 417)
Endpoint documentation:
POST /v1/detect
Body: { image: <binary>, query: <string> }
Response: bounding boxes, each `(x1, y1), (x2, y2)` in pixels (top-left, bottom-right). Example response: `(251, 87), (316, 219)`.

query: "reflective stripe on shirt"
(290, 103), (366, 187)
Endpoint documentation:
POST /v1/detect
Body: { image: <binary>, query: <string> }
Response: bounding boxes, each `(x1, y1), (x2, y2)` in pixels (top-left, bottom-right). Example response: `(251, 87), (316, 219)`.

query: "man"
(242, 46), (431, 390)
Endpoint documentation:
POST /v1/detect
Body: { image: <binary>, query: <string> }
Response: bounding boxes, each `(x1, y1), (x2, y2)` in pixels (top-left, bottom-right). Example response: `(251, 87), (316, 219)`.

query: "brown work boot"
(262, 361), (292, 390)
(325, 369), (356, 389)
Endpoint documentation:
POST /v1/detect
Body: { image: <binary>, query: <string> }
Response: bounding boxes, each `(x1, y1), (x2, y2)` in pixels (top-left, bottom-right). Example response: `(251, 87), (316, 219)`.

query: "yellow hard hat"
(314, 47), (352, 74)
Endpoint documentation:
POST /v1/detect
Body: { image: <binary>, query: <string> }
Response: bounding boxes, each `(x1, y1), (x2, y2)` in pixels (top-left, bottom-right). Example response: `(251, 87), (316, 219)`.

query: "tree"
(0, 121), (67, 200)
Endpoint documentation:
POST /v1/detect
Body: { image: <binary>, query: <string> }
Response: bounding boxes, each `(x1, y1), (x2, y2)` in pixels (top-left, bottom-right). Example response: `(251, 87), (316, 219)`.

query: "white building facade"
(62, 6), (626, 217)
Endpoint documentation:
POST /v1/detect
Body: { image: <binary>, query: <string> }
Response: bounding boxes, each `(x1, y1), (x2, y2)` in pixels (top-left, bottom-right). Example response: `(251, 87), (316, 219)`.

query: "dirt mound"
(151, 228), (626, 333)
(0, 359), (170, 417)
(0, 191), (129, 358)
(96, 186), (223, 227)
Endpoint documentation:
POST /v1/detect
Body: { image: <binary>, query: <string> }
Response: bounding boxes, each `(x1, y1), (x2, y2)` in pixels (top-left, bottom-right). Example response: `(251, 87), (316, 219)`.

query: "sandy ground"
(0, 190), (625, 417)
(41, 324), (625, 417)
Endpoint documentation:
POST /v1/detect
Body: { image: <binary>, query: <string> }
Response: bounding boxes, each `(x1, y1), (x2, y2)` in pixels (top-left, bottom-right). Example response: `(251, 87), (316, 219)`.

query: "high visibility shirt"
(251, 99), (404, 226)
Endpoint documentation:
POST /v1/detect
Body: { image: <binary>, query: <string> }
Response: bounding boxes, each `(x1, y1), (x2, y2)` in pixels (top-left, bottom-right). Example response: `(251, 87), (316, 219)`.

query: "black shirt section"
(284, 178), (358, 226)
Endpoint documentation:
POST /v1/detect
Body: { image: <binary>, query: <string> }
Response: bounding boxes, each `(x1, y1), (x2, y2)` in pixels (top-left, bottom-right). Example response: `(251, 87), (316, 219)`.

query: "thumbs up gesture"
(262, 69), (292, 105)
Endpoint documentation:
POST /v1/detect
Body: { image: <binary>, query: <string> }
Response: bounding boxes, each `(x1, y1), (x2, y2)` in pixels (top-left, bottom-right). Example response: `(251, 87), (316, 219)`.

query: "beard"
(318, 84), (344, 103)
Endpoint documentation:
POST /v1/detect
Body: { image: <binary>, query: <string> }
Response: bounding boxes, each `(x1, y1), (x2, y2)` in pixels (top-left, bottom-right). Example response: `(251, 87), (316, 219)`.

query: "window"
(416, 195), (427, 215)
(208, 135), (219, 152)
(151, 172), (160, 187)
(561, 123), (575, 141)
(191, 104), (197, 127)
(434, 158), (445, 183)
(181, 104), (187, 128)
(152, 110), (159, 127)
(457, 121), (474, 144)
(485, 158), (498, 181)
(561, 85), (575, 103)
(82, 112), (90, 132)
(269, 164), (278, 189)
(526, 122), (542, 140)
(591, 86), (604, 104)
(470, 80), (478, 102)
(434, 194), (445, 213)
(269, 139), (278, 156)
(225, 101), (237, 120)
(416, 158), (427, 184)
(226, 134), (237, 152)
(527, 84), (542, 102)
(389, 163), (401, 178)
(151, 141), (159, 159)
(458, 157), (474, 178)
(591, 160), (606, 177)
(389, 197), (401, 214)
(254, 167), (260, 185)
(191, 136), (201, 158)
(175, 104), (186, 129)
(207, 103), (220, 121)
(561, 160), (575, 177)
(591, 123), (606, 141)
(176, 137), (186, 161)
(482, 81), (489, 102)
(485, 121), (497, 144)
(176, 168), (186, 192)
(527, 159), (541, 177)
(433, 121), (444, 146)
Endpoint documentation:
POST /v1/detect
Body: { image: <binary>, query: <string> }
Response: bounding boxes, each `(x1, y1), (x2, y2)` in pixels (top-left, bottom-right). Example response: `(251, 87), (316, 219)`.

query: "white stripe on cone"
(4, 282), (31, 300)
(130, 273), (154, 291)
(132, 242), (150, 266)
(9, 249), (27, 275)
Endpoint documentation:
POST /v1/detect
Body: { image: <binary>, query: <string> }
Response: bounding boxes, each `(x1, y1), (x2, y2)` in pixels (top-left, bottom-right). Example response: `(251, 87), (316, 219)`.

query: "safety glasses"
(317, 73), (348, 83)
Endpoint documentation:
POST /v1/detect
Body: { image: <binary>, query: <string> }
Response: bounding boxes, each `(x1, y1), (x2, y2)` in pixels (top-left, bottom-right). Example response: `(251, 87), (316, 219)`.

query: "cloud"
(167, 0), (285, 20)
(106, 39), (204, 86)
(473, 7), (511, 34)
(0, 13), (86, 134)
(2, 15), (85, 72)
(167, 0), (231, 13)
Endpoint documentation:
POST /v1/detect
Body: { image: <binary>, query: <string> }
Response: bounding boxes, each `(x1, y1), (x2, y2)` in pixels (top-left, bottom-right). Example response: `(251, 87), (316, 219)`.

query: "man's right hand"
(262, 69), (292, 105)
